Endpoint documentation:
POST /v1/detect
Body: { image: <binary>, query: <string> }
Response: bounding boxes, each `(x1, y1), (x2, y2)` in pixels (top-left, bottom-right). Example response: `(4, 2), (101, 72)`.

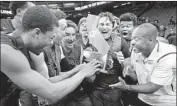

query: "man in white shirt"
(109, 23), (176, 106)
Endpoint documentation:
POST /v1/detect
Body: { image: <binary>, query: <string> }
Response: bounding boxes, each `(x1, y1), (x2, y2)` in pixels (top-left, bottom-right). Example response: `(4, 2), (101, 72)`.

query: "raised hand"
(114, 51), (124, 64)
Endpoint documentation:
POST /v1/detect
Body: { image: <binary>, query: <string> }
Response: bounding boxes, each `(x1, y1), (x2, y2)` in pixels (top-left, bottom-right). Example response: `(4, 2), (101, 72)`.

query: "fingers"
(118, 77), (125, 84)
(123, 67), (129, 77)
(89, 59), (98, 65)
(123, 69), (127, 77)
(109, 82), (121, 88)
(114, 52), (124, 62)
(93, 64), (101, 69)
(98, 69), (108, 74)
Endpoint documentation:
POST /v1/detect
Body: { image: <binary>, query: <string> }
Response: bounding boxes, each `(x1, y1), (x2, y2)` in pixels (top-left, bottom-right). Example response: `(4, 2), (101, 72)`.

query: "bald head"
(133, 23), (158, 39)
(131, 23), (159, 56)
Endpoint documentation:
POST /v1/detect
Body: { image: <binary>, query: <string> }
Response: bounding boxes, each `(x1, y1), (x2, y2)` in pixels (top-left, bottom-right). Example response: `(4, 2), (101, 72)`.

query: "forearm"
(49, 71), (86, 103)
(128, 82), (162, 94)
(14, 71), (85, 104)
(35, 64), (49, 78)
(49, 67), (79, 83)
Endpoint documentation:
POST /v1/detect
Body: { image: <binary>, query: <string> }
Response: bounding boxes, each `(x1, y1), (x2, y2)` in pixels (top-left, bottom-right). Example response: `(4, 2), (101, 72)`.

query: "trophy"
(83, 51), (107, 69)
(83, 51), (114, 73)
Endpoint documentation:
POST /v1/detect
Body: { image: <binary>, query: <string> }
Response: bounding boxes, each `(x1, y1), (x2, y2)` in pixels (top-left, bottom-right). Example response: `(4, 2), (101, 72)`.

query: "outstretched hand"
(109, 77), (130, 91)
(114, 51), (124, 64)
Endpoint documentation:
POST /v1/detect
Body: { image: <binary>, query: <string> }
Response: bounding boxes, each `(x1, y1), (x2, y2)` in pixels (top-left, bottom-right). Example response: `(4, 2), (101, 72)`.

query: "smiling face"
(119, 21), (134, 40)
(62, 27), (76, 50)
(97, 16), (113, 40)
(79, 21), (89, 37)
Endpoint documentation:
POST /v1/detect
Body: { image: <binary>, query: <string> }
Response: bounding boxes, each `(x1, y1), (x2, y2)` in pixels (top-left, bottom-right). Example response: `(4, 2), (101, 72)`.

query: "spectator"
(167, 28), (176, 46)
(42, 10), (77, 106)
(119, 12), (138, 106)
(167, 28), (175, 38)
(119, 12), (138, 49)
(168, 34), (176, 46)
(76, 17), (97, 51)
(59, 20), (93, 106)
(9, 1), (35, 30)
(152, 23), (169, 44)
(43, 9), (67, 78)
(159, 25), (167, 37)
(169, 16), (175, 27)
(154, 19), (159, 25)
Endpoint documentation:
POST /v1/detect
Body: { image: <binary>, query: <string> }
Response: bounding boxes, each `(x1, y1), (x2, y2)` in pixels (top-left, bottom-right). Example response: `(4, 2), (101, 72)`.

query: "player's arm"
(48, 65), (83, 83)
(30, 51), (82, 82)
(1, 45), (96, 103)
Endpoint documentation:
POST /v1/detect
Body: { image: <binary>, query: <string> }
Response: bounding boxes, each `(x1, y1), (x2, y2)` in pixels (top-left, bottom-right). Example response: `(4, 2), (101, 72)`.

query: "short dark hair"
(98, 12), (114, 24)
(66, 20), (78, 33)
(9, 1), (28, 15)
(50, 9), (67, 20)
(151, 22), (160, 32)
(119, 12), (137, 26)
(22, 6), (59, 34)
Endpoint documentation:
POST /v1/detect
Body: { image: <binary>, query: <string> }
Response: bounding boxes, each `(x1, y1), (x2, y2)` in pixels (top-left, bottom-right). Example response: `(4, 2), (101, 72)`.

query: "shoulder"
(157, 42), (176, 63)
(1, 44), (30, 73)
(159, 42), (176, 53)
(1, 44), (19, 55)
(1, 44), (26, 59)
(157, 37), (169, 44)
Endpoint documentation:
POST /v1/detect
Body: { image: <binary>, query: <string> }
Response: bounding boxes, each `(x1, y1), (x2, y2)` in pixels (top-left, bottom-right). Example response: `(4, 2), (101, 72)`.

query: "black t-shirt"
(93, 33), (130, 89)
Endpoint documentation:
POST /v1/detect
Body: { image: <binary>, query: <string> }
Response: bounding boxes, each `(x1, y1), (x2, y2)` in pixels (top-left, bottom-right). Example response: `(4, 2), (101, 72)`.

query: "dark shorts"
(89, 88), (122, 106)
(65, 96), (92, 106)
(54, 95), (92, 106)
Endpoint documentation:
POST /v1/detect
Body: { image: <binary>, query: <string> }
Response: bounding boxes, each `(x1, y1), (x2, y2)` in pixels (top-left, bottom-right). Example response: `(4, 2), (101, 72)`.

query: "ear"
(148, 36), (154, 42)
(16, 8), (21, 15)
(33, 28), (42, 39)
(17, 8), (25, 16)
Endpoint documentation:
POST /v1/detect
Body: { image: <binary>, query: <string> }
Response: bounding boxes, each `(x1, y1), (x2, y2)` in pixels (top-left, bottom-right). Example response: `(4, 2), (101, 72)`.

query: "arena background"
(1, 1), (176, 35)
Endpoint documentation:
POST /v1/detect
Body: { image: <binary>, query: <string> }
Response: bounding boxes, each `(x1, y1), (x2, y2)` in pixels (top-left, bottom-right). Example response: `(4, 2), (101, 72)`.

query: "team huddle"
(0, 1), (176, 106)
